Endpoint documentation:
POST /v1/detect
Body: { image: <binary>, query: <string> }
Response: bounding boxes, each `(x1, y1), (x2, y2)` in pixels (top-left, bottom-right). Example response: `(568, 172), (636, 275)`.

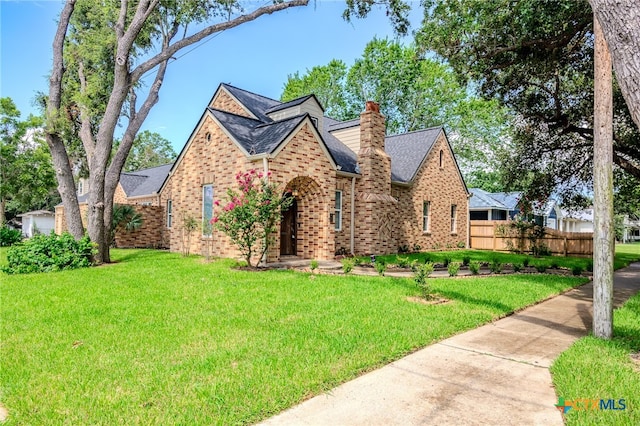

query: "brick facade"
(114, 205), (167, 248)
(159, 86), (469, 261)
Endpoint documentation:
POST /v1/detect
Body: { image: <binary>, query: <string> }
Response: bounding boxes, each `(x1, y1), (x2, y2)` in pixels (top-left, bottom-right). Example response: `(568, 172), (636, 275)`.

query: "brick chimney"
(354, 101), (396, 255)
(357, 101), (391, 194)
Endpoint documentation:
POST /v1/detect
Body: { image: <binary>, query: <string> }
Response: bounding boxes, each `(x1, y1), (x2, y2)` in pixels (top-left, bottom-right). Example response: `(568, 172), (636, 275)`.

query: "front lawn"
(1, 249), (587, 425)
(551, 290), (640, 426)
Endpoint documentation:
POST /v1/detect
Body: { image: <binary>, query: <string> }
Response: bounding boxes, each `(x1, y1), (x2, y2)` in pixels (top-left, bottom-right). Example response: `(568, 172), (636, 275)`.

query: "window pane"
(335, 191), (342, 209)
(203, 185), (214, 235)
(335, 191), (342, 230)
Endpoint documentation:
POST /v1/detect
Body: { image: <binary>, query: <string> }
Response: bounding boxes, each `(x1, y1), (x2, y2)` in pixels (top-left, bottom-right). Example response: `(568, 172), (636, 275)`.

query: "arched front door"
(280, 197), (297, 256)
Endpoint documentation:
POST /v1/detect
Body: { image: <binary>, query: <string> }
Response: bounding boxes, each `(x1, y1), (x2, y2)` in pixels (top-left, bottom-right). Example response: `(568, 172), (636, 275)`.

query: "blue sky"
(1, 1), (421, 151)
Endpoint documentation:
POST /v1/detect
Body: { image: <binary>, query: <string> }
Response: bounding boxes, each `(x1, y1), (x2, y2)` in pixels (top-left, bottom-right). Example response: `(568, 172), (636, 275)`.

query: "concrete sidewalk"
(260, 263), (640, 426)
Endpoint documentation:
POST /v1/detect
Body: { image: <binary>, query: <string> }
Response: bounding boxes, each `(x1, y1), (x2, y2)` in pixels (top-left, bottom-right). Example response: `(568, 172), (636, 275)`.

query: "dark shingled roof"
(120, 163), (173, 197)
(210, 108), (307, 155)
(385, 127), (443, 183)
(327, 118), (359, 132)
(221, 84), (280, 123)
(265, 94), (324, 115)
(323, 117), (358, 174)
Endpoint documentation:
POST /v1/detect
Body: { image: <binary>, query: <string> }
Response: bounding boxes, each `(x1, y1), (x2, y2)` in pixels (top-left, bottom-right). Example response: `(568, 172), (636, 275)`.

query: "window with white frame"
(335, 190), (343, 231)
(202, 184), (214, 236)
(166, 199), (173, 228)
(422, 201), (431, 232)
(451, 204), (457, 233)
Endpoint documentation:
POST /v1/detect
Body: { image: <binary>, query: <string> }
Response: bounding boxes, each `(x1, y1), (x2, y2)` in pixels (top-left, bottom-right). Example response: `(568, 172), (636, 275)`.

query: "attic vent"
(205, 132), (212, 144)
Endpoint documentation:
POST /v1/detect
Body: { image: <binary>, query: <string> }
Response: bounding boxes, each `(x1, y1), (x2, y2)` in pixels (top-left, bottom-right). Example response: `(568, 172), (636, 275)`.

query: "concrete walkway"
(261, 263), (640, 426)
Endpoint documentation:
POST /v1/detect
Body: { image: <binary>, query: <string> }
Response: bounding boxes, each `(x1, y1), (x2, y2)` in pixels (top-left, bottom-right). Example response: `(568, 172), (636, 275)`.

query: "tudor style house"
(160, 83), (470, 262)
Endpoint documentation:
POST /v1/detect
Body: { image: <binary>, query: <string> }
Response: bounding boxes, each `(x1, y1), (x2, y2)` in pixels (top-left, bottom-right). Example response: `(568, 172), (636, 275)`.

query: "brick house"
(55, 164), (171, 247)
(159, 83), (470, 262)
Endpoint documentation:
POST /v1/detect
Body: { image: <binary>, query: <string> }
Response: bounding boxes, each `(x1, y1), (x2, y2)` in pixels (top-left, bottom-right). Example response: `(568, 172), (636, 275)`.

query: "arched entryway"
(279, 176), (331, 260)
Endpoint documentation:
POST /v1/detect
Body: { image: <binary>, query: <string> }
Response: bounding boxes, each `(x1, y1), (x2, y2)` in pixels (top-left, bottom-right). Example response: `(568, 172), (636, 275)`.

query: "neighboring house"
(55, 164), (172, 248)
(561, 208), (594, 233)
(159, 83), (470, 262)
(469, 188), (563, 229)
(18, 210), (55, 237)
(623, 215), (640, 242)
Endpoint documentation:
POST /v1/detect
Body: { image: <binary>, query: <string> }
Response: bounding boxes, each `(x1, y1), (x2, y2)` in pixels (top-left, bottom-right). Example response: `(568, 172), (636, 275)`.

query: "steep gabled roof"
(120, 163), (173, 198)
(210, 108), (308, 155)
(219, 83), (280, 122)
(385, 127), (443, 183)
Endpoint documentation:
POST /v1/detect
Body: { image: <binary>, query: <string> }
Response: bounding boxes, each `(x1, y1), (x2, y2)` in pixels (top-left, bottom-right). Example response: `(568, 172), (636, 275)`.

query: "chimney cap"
(365, 101), (380, 113)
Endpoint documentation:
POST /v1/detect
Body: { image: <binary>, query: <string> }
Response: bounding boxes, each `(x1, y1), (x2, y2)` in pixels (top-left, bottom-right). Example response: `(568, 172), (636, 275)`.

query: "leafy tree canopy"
(114, 130), (176, 172)
(0, 98), (59, 224)
(416, 0), (640, 204)
(281, 38), (511, 175)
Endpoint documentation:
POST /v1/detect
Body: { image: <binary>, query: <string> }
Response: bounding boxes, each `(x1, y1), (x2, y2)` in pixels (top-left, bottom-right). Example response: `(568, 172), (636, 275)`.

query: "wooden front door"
(280, 198), (297, 256)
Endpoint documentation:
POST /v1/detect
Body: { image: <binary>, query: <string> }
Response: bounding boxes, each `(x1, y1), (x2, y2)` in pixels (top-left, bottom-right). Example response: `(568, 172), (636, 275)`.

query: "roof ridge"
(221, 83), (282, 105)
(208, 107), (264, 124)
(385, 126), (443, 139)
(255, 112), (308, 128)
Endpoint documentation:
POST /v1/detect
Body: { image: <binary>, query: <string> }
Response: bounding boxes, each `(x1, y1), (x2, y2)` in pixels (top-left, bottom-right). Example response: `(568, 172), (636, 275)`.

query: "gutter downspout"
(467, 193), (472, 249)
(350, 176), (356, 255)
(262, 157), (269, 266)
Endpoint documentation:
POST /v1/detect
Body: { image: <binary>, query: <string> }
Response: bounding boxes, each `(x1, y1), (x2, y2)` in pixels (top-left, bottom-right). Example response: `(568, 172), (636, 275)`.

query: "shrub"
(550, 259), (560, 269)
(457, 241), (466, 248)
(522, 257), (530, 267)
(586, 259), (593, 272)
(414, 262), (435, 299)
(412, 244), (421, 253)
(462, 255), (471, 266)
(398, 244), (410, 254)
(341, 258), (355, 274)
(442, 255), (452, 267)
(469, 261), (480, 275)
(571, 265), (584, 276)
(0, 226), (22, 247)
(489, 259), (502, 274)
(309, 259), (319, 271)
(535, 263), (548, 273)
(448, 262), (460, 276)
(375, 260), (386, 276)
(396, 256), (411, 268)
(3, 233), (96, 274)
(512, 262), (523, 272)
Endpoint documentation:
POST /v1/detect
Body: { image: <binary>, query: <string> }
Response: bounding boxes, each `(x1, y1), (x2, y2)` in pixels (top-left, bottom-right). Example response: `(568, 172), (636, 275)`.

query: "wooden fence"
(469, 220), (593, 257)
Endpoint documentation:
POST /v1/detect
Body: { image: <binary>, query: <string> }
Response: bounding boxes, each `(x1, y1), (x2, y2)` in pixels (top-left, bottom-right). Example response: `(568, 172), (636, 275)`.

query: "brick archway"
(281, 176), (330, 260)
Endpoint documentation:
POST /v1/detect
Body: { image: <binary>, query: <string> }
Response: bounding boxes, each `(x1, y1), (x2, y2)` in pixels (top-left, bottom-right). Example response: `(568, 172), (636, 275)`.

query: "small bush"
(469, 261), (480, 275)
(3, 233), (96, 274)
(375, 261), (386, 276)
(522, 257), (530, 267)
(396, 256), (411, 268)
(586, 260), (593, 272)
(412, 244), (421, 253)
(535, 263), (548, 273)
(457, 241), (466, 248)
(462, 255), (471, 266)
(550, 260), (559, 269)
(442, 255), (452, 267)
(571, 265), (584, 276)
(489, 259), (502, 274)
(398, 244), (410, 254)
(309, 259), (319, 271)
(341, 258), (355, 274)
(512, 262), (523, 273)
(414, 262), (435, 299)
(0, 226), (22, 247)
(448, 262), (460, 277)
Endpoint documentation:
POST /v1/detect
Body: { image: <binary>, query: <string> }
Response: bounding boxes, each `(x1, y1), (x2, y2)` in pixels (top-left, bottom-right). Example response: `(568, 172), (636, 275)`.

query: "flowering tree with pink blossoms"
(212, 169), (292, 267)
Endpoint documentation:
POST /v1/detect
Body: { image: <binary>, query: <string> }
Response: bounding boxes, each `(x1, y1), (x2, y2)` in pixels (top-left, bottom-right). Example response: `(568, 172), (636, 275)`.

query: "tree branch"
(614, 151), (640, 180)
(130, 0), (309, 83)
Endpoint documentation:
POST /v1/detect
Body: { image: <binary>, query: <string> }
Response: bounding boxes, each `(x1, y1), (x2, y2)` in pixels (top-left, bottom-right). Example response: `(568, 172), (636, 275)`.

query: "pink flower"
(214, 200), (220, 206)
(210, 217), (219, 224)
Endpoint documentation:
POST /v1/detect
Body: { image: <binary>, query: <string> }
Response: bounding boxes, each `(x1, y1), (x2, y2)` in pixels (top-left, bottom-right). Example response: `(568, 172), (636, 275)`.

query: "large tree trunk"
(589, 1), (640, 131)
(46, 0), (84, 240)
(592, 15), (614, 340)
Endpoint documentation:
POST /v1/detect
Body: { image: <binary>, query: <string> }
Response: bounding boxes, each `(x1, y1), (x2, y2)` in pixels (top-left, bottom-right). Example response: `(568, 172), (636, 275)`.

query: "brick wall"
(114, 205), (167, 248)
(393, 133), (469, 250)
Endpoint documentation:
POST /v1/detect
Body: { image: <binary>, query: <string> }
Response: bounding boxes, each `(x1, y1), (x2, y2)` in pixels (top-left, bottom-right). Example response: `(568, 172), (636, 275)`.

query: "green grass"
(551, 290), (640, 426)
(375, 246), (640, 270)
(0, 249), (587, 425)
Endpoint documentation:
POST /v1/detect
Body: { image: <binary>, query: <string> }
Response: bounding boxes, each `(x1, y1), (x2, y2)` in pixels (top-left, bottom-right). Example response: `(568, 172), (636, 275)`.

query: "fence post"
(563, 236), (568, 257)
